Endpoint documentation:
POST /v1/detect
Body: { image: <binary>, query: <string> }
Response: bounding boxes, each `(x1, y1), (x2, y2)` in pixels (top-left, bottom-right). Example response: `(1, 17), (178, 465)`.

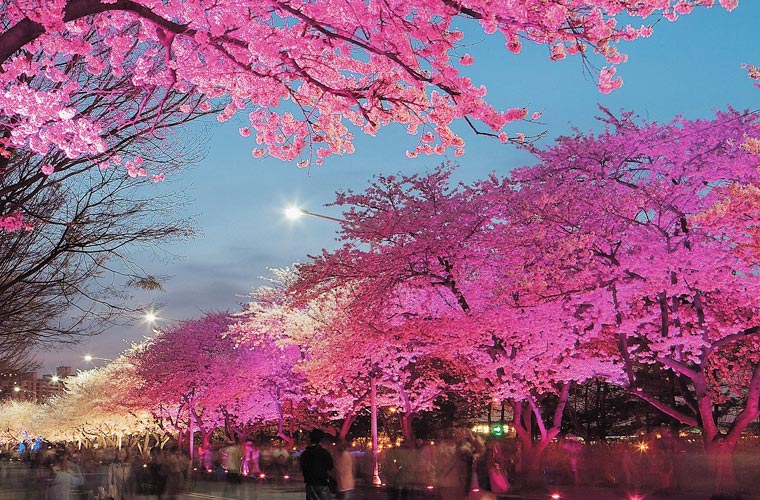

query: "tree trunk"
(200, 428), (212, 449)
(705, 438), (738, 494)
(400, 412), (415, 445)
(519, 438), (550, 488)
(339, 413), (356, 442)
(508, 385), (569, 490)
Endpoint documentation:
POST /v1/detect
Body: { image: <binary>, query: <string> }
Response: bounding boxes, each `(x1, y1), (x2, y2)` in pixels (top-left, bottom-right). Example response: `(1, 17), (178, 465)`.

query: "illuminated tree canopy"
(6, 107), (759, 494)
(0, 0), (735, 185)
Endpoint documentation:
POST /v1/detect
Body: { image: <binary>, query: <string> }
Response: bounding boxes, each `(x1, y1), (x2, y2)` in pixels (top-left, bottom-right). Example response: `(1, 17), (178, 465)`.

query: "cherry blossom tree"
(0, 399), (41, 445)
(291, 165), (596, 461)
(37, 359), (158, 448)
(289, 168), (503, 440)
(234, 267), (479, 444)
(127, 312), (238, 448)
(128, 310), (308, 448)
(510, 108), (760, 491)
(231, 270), (376, 442)
(212, 330), (305, 446)
(0, 0), (734, 192)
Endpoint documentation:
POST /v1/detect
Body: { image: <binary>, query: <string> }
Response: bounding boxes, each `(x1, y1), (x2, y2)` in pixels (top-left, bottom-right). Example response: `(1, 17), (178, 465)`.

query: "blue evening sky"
(38, 3), (760, 372)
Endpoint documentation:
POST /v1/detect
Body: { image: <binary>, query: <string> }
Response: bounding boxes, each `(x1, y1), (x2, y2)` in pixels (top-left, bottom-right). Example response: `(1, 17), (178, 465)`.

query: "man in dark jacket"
(300, 429), (334, 500)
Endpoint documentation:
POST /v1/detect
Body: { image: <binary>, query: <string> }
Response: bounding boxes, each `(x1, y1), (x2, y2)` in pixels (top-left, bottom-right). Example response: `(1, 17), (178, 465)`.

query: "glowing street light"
(143, 309), (176, 334)
(284, 206), (344, 223)
(84, 354), (112, 363)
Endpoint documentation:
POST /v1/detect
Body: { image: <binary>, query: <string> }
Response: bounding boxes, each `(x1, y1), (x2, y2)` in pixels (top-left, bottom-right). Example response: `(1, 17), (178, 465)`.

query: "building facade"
(0, 366), (71, 402)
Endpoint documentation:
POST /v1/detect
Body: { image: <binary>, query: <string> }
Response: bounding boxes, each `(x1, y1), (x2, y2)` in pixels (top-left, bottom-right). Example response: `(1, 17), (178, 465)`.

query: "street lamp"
(12, 385), (36, 401)
(83, 354), (112, 363)
(286, 204), (381, 484)
(370, 372), (382, 486)
(143, 309), (175, 334)
(284, 206), (344, 223)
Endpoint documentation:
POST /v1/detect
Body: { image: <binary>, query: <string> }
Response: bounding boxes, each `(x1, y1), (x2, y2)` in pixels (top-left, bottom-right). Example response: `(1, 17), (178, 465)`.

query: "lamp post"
(286, 204), (381, 485)
(284, 206), (344, 223)
(370, 374), (382, 486)
(83, 354), (112, 363)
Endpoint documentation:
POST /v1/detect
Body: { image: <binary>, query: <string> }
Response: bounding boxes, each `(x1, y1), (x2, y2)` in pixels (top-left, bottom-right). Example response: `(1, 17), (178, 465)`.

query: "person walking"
(333, 442), (355, 500)
(299, 429), (334, 500)
(46, 453), (84, 500)
(222, 441), (243, 500)
(242, 441), (261, 477)
(107, 449), (130, 500)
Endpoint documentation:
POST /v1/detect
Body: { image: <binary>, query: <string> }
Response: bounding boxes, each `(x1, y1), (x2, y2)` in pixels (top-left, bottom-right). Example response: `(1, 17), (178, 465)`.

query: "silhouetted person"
(300, 429), (334, 500)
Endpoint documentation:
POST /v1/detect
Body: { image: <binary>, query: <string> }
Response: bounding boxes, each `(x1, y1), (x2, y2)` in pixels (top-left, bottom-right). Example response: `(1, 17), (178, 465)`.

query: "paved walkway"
(2, 465), (756, 500)
(170, 480), (754, 500)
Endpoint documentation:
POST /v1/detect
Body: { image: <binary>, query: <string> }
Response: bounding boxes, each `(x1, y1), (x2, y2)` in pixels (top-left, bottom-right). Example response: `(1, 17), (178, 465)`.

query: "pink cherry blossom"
(0, 0), (725, 186)
(459, 53), (475, 66)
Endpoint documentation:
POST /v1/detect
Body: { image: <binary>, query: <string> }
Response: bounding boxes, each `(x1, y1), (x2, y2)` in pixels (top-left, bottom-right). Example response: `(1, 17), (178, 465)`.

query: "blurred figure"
(107, 449), (130, 500)
(432, 438), (469, 500)
(272, 445), (290, 480)
(484, 440), (510, 498)
(90, 484), (114, 500)
(46, 453), (84, 500)
(300, 429), (334, 500)
(560, 435), (583, 485)
(199, 445), (214, 474)
(163, 445), (185, 500)
(223, 441), (243, 499)
(333, 442), (355, 500)
(141, 447), (167, 499)
(385, 444), (421, 500)
(242, 441), (261, 477)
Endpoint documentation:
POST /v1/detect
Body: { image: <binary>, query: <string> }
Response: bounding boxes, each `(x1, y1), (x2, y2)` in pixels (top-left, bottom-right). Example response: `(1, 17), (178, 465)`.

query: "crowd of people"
(0, 438), (302, 500)
(0, 426), (733, 500)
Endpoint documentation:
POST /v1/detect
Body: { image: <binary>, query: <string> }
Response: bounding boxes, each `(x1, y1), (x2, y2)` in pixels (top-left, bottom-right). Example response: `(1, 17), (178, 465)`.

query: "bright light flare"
(637, 441), (649, 452)
(550, 494), (561, 499)
(144, 311), (157, 323)
(84, 354), (93, 362)
(51, 376), (59, 382)
(13, 386), (20, 392)
(284, 206), (305, 220)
